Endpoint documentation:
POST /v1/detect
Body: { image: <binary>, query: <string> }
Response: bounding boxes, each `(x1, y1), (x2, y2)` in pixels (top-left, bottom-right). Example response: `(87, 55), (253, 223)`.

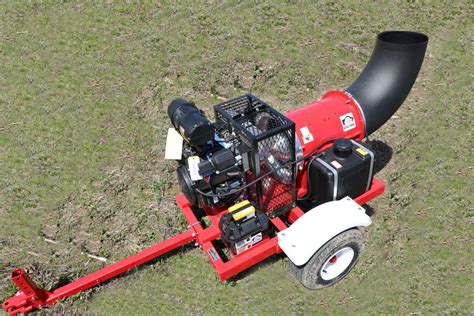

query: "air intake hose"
(346, 31), (428, 135)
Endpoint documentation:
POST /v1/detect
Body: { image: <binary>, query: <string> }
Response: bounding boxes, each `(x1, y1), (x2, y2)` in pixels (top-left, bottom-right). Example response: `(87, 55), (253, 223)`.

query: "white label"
(340, 113), (356, 132)
(164, 128), (183, 160)
(330, 160), (342, 169)
(207, 248), (219, 262)
(299, 126), (314, 144)
(188, 156), (202, 181)
(252, 232), (263, 243)
(234, 232), (263, 254)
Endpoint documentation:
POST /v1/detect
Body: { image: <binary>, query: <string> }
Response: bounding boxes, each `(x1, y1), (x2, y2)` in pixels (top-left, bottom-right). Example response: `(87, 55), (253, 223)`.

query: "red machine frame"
(2, 178), (384, 315)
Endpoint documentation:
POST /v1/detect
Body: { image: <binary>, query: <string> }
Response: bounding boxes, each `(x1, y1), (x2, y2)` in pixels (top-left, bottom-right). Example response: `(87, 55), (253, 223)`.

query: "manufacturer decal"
(340, 112), (356, 132)
(299, 126), (314, 144)
(234, 233), (263, 254)
(207, 248), (219, 262)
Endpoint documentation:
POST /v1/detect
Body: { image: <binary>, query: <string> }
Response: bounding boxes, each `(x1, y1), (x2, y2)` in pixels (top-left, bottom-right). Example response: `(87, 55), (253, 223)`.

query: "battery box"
(308, 139), (375, 205)
(219, 200), (269, 255)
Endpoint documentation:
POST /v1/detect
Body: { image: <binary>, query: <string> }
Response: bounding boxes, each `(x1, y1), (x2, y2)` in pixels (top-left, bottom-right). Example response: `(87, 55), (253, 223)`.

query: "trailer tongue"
(3, 182), (384, 315)
(2, 30), (427, 315)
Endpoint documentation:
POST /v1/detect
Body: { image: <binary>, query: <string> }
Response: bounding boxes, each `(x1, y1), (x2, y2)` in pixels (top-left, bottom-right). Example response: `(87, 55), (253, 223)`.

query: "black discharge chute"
(346, 31), (428, 135)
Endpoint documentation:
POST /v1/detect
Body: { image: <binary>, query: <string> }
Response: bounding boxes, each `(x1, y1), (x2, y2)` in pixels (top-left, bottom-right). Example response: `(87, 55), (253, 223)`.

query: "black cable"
(195, 138), (336, 198)
(297, 154), (319, 202)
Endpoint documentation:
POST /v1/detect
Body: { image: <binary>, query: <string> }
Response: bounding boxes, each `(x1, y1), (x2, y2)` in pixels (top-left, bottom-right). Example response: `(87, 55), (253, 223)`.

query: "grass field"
(1, 1), (472, 314)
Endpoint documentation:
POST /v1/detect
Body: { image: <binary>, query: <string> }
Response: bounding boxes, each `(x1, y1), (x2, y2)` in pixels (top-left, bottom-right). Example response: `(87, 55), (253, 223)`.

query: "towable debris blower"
(3, 31), (428, 315)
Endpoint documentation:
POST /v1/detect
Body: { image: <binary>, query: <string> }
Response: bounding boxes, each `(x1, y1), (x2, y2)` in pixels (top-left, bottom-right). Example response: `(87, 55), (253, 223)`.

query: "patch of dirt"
(22, 89), (186, 296)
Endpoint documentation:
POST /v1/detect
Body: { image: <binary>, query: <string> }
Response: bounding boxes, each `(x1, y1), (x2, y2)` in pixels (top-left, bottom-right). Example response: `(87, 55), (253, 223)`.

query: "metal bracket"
(2, 268), (51, 315)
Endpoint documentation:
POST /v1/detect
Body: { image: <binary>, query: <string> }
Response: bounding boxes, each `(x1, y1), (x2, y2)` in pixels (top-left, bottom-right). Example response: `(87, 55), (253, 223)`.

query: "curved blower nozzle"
(346, 31), (429, 135)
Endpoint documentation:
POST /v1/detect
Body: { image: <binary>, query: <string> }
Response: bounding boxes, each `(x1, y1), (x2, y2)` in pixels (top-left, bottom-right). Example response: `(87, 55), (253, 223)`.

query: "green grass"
(1, 1), (472, 314)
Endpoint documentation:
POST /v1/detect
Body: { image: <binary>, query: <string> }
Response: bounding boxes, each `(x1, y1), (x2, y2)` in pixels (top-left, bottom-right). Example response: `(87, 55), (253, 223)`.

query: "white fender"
(278, 196), (371, 266)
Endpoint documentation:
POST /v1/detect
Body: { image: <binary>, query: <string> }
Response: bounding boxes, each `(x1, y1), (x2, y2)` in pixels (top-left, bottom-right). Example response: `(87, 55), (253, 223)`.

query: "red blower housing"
(286, 90), (366, 198)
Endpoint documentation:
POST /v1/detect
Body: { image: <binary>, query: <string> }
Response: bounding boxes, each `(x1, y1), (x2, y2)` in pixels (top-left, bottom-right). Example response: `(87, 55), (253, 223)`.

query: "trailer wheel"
(290, 229), (363, 289)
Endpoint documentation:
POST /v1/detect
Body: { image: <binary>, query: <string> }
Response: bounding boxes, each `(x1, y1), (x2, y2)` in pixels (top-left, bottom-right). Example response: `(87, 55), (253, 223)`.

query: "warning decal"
(340, 112), (356, 132)
(188, 156), (202, 181)
(300, 126), (314, 144)
(356, 147), (368, 156)
(330, 160), (343, 169)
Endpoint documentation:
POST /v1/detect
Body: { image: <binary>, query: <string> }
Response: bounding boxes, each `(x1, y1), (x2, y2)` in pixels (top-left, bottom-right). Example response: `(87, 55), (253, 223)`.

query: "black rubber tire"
(290, 229), (363, 290)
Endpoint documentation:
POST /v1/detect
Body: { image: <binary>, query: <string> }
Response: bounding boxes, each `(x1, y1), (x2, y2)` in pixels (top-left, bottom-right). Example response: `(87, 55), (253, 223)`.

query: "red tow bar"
(2, 229), (196, 315)
(2, 179), (384, 315)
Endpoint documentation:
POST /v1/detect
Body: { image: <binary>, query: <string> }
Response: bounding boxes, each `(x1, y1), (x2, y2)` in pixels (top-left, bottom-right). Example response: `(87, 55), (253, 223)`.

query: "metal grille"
(261, 176), (294, 214)
(257, 131), (295, 214)
(214, 94), (267, 125)
(214, 94), (296, 216)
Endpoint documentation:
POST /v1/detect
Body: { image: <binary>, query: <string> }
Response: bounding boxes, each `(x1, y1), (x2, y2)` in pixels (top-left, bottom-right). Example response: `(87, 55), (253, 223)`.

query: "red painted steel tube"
(287, 206), (305, 224)
(270, 216), (288, 232)
(354, 177), (385, 206)
(212, 237), (280, 280)
(3, 229), (196, 315)
(47, 229), (196, 303)
(196, 226), (221, 244)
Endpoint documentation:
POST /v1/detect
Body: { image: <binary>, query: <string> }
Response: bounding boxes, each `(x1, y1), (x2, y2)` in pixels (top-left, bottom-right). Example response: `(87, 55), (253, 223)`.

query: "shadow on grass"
(227, 253), (285, 283)
(365, 139), (393, 217)
(49, 242), (196, 298)
(368, 139), (393, 175)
